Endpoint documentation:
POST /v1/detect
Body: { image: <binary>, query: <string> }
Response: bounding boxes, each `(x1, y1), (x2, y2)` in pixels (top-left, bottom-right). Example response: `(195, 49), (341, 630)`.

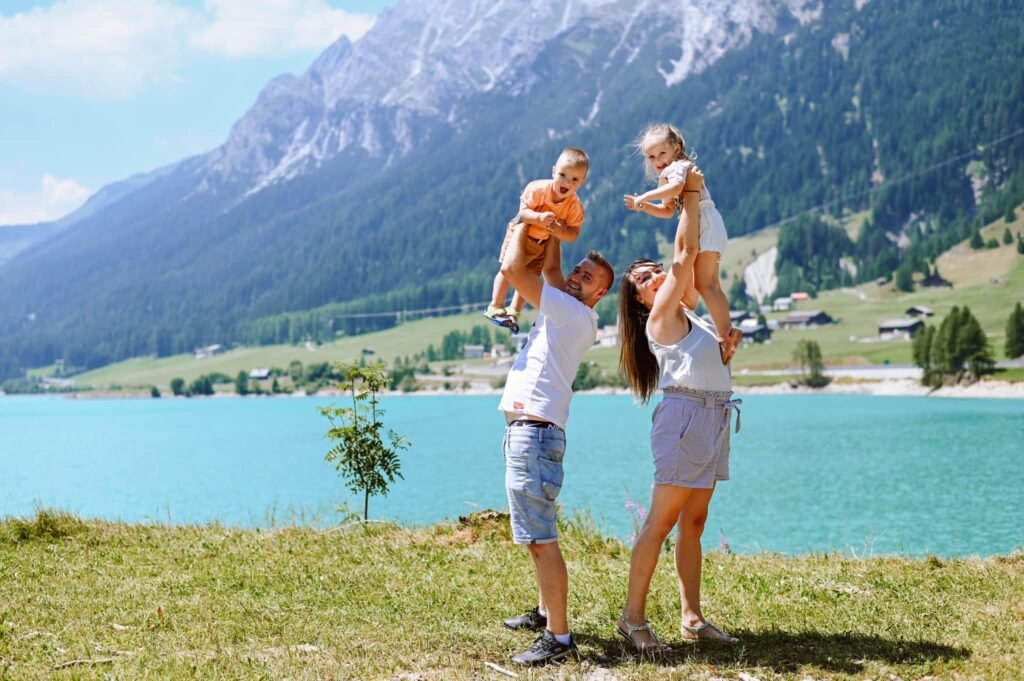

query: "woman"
(615, 170), (741, 651)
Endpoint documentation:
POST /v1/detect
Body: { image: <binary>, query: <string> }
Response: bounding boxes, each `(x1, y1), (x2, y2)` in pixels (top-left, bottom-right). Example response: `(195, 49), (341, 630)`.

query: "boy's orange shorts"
(498, 220), (549, 275)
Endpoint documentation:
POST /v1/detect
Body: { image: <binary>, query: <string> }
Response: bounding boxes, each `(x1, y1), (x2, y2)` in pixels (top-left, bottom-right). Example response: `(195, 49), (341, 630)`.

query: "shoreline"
(4, 376), (1023, 400)
(737, 377), (1024, 399)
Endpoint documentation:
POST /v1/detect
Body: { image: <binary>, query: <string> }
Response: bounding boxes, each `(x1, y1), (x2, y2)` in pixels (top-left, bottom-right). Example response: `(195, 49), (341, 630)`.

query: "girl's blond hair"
(634, 123), (695, 181)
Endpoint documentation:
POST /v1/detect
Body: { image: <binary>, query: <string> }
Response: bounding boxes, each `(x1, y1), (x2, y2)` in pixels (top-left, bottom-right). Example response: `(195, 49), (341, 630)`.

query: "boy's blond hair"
(557, 147), (590, 173)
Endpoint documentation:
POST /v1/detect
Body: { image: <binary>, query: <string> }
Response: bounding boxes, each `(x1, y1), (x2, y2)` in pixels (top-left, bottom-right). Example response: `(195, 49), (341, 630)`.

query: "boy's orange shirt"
(519, 180), (585, 240)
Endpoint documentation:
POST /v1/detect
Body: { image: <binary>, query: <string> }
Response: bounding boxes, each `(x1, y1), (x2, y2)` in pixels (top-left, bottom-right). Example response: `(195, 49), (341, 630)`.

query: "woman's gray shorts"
(650, 389), (735, 488)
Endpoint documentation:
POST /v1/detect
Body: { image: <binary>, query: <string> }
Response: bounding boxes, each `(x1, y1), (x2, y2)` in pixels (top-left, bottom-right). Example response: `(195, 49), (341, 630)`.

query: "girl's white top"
(661, 160), (712, 201)
(647, 310), (731, 392)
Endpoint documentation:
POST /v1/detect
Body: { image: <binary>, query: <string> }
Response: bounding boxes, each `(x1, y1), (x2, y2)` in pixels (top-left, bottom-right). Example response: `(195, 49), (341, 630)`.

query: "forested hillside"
(0, 0), (1021, 379)
(242, 0), (1024, 342)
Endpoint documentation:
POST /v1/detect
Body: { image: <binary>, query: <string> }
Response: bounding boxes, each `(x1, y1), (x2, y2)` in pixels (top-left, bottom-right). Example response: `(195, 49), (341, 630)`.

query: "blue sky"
(0, 0), (396, 224)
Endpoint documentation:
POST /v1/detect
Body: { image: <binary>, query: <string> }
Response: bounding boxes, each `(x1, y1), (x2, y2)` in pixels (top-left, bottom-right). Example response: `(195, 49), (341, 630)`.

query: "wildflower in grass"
(624, 496), (648, 547)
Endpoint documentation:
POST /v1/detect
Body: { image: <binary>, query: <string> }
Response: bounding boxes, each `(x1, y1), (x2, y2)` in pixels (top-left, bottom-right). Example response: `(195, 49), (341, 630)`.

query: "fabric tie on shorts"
(662, 386), (743, 433)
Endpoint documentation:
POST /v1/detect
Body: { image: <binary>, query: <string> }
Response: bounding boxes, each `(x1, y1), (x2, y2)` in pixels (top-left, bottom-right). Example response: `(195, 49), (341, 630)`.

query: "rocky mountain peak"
(206, 0), (821, 195)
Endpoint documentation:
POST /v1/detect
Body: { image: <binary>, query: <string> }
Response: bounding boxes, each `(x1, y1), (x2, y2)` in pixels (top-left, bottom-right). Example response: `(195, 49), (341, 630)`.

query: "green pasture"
(73, 312), (531, 392)
(53, 210), (1024, 389)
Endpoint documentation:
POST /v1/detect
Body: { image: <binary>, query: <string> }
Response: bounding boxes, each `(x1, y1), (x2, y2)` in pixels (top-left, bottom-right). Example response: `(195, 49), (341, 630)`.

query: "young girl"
(624, 123), (741, 363)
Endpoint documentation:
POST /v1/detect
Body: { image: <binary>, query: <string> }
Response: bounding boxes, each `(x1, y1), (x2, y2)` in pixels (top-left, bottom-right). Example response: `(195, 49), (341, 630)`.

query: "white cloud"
(0, 0), (193, 98)
(0, 0), (375, 97)
(190, 0), (376, 58)
(0, 175), (91, 225)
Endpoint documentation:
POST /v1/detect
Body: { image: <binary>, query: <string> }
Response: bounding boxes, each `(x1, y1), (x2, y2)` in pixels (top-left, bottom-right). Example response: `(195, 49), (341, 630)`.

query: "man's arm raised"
(500, 223), (544, 309)
(541, 237), (566, 292)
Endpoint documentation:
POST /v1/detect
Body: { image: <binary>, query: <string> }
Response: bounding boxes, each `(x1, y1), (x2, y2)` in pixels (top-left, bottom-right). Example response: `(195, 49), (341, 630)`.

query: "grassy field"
(660, 226), (782, 289)
(588, 210), (1021, 374)
(936, 211), (1024, 288)
(991, 366), (1024, 383)
(72, 311), (536, 392)
(1, 509), (1021, 680)
(60, 210), (1024, 390)
(581, 251), (1022, 374)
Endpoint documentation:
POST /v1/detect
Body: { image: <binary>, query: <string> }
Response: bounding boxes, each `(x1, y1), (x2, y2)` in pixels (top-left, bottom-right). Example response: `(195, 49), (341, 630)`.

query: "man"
(497, 227), (614, 665)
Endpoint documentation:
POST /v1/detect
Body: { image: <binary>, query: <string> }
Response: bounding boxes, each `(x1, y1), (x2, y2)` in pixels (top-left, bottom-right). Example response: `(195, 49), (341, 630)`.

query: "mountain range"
(1, 0), (1021, 379)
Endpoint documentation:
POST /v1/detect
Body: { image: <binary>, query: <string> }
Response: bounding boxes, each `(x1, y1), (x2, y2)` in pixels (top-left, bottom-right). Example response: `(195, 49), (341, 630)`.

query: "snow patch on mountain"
(744, 245), (778, 303)
(658, 1), (819, 86)
(580, 89), (602, 127)
(199, 0), (823, 197)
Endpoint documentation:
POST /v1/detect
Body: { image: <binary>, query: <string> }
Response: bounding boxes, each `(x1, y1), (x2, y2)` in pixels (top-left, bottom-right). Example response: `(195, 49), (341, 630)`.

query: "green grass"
(48, 210), (1024, 387)
(73, 311), (536, 392)
(936, 207), (1024, 288)
(658, 225), (781, 290)
(722, 254), (1024, 370)
(990, 367), (1024, 383)
(25, 365), (56, 379)
(1, 509), (1020, 680)
(644, 209), (1024, 371)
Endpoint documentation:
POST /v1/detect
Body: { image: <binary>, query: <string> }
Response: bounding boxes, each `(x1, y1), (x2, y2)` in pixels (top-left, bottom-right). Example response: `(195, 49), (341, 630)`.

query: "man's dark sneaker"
(503, 606), (547, 631)
(511, 630), (578, 666)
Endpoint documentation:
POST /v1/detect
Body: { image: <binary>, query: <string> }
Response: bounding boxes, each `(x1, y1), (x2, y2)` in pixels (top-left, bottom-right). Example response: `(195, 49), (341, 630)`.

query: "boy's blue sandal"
(490, 315), (519, 334)
(483, 306), (519, 334)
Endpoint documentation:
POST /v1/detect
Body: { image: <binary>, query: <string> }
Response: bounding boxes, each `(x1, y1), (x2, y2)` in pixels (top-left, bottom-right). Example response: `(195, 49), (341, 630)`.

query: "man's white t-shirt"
(498, 283), (599, 429)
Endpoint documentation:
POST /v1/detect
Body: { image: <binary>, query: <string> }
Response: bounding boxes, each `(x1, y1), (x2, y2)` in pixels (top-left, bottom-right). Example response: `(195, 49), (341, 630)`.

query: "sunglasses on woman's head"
(634, 262), (665, 285)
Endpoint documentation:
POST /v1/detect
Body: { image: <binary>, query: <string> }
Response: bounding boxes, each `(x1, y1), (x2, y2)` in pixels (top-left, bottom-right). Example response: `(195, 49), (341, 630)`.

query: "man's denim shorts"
(503, 422), (566, 545)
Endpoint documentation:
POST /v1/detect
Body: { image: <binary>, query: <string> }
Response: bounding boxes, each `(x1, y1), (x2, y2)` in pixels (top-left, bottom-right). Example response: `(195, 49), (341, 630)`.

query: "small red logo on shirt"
(513, 401), (525, 410)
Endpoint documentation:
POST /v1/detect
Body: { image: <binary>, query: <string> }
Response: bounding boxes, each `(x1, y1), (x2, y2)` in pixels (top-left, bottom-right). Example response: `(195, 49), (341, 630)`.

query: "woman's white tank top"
(646, 310), (731, 392)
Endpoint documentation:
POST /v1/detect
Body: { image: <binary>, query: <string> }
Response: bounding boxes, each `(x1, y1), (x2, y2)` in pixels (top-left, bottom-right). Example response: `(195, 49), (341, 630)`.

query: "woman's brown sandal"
(616, 614), (670, 653)
(681, 620), (738, 644)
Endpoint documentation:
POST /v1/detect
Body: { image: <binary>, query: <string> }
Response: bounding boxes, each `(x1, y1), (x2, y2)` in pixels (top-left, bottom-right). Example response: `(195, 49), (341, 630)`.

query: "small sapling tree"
(319, 361), (410, 521)
(793, 339), (831, 388)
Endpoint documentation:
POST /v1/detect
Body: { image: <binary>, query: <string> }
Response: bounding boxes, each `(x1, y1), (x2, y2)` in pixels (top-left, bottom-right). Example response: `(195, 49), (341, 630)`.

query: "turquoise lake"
(1, 394), (1021, 556)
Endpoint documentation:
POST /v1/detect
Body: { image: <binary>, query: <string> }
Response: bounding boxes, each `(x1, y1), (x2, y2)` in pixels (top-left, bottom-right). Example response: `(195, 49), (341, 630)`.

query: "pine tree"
(1003, 227), (1014, 245)
(929, 305), (958, 380)
(895, 264), (914, 292)
(969, 229), (984, 249)
(1006, 302), (1024, 359)
(912, 324), (936, 382)
(956, 307), (995, 381)
(235, 370), (249, 396)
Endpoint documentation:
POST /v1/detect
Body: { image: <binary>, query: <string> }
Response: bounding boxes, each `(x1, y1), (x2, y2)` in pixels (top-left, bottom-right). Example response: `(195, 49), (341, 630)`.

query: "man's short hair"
(558, 147), (590, 173)
(585, 250), (614, 290)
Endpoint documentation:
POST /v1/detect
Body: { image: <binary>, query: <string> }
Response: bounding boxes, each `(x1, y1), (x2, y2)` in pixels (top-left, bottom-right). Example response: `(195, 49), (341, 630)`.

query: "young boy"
(485, 147), (589, 333)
